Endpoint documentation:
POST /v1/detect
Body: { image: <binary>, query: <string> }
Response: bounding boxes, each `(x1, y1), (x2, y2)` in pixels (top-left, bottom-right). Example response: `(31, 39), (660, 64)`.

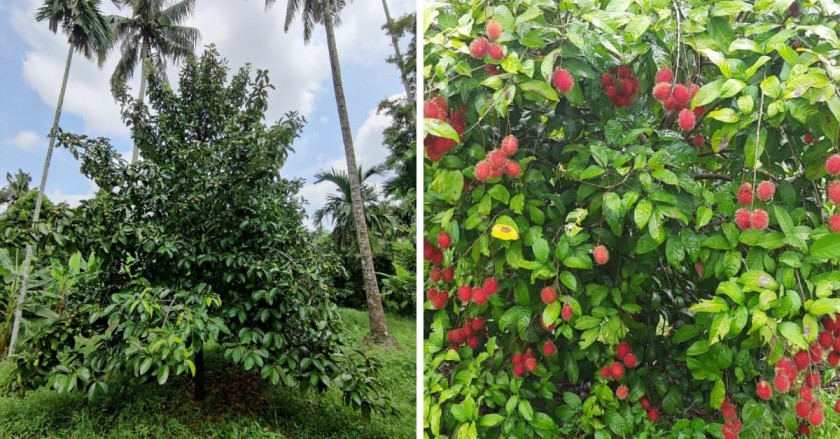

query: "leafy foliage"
(424, 0), (840, 437)
(5, 47), (391, 417)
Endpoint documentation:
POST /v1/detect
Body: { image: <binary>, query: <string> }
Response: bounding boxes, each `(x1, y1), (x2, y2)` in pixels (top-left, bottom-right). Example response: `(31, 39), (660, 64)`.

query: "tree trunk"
(7, 44), (74, 357)
(381, 0), (411, 103)
(193, 348), (206, 401)
(131, 40), (149, 164)
(323, 0), (397, 347)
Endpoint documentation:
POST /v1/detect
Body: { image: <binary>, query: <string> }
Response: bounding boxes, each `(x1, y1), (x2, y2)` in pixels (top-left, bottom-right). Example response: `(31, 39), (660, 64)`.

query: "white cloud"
(10, 130), (44, 151)
(332, 0), (413, 67)
(48, 181), (97, 207)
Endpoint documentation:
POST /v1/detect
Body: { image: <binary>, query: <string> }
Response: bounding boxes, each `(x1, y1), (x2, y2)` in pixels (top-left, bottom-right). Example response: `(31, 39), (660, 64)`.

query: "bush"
(423, 1), (840, 437)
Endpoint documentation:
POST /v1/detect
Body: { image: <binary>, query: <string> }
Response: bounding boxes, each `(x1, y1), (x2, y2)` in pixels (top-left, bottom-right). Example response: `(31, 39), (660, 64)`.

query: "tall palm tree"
(106, 0), (200, 163)
(267, 0), (397, 346)
(313, 166), (396, 252)
(7, 0), (111, 358)
(0, 170), (33, 207)
(380, 0), (410, 102)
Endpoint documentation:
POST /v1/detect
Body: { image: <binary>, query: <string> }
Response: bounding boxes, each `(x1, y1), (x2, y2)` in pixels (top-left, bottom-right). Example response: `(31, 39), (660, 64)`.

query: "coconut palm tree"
(105, 0), (200, 163)
(0, 170), (33, 207)
(313, 166), (396, 253)
(7, 0), (111, 358)
(380, 0), (410, 101)
(266, 0), (397, 346)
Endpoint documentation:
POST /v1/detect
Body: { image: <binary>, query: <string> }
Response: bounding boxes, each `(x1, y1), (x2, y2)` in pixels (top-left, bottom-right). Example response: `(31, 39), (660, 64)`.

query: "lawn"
(0, 308), (415, 439)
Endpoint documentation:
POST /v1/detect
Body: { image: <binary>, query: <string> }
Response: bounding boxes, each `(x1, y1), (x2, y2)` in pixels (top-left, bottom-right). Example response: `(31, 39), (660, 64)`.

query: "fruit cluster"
(540, 287), (573, 320)
(469, 19), (505, 63)
(825, 154), (840, 232)
(639, 396), (660, 422)
(424, 97), (466, 162)
(424, 235), (451, 309)
(650, 67), (703, 132)
(456, 277), (498, 305)
(720, 398), (743, 439)
(475, 135), (521, 182)
(600, 65), (639, 108)
(733, 181), (774, 230)
(446, 318), (485, 350)
(599, 341), (637, 381)
(511, 348), (538, 377)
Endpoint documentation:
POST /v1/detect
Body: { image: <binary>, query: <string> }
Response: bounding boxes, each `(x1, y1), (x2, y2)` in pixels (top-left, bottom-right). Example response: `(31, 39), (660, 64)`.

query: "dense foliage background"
(424, 0), (840, 437)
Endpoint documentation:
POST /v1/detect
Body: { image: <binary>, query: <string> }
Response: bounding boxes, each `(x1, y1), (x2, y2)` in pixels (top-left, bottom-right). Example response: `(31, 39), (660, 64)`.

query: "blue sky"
(0, 0), (411, 227)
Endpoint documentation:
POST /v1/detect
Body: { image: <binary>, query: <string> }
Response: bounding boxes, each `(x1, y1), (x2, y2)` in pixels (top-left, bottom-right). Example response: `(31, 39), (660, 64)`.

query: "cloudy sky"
(0, 0), (412, 227)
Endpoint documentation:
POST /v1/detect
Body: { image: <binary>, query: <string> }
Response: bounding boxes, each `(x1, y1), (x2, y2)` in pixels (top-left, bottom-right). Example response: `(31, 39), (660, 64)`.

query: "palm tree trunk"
(7, 44), (74, 357)
(380, 0), (411, 103)
(131, 40), (149, 164)
(323, 0), (397, 347)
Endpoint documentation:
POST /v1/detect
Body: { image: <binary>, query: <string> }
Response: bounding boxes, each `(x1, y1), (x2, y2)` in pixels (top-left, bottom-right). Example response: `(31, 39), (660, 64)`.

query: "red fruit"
(442, 267), (454, 282)
(827, 314), (840, 331)
(489, 164), (503, 179)
(801, 386), (813, 401)
(750, 209), (769, 230)
(804, 132), (815, 144)
(483, 277), (498, 296)
(721, 398), (737, 420)
(617, 65), (632, 79)
(829, 351), (840, 367)
(426, 287), (439, 302)
(735, 209), (751, 230)
(623, 353), (637, 368)
(541, 287), (557, 304)
(756, 380), (772, 400)
(834, 336), (840, 352)
(652, 82), (671, 102)
(723, 429), (736, 439)
(640, 396), (651, 409)
(512, 353), (523, 364)
(561, 303), (573, 320)
(794, 351), (810, 369)
(469, 37), (489, 59)
(647, 408), (660, 422)
(470, 318), (485, 331)
(423, 102), (439, 119)
(524, 357), (537, 372)
(757, 181), (775, 201)
(692, 134), (704, 147)
(820, 331), (834, 349)
(600, 366), (611, 379)
(438, 232), (451, 249)
(501, 135), (518, 156)
(475, 161), (491, 182)
(486, 20), (502, 41)
(834, 400), (840, 413)
(616, 385), (629, 400)
(798, 423), (810, 435)
(467, 336), (479, 349)
(796, 400), (811, 418)
(485, 64), (500, 75)
(673, 84), (690, 107)
(805, 372), (820, 388)
(553, 68), (574, 93)
(827, 154), (840, 175)
(472, 288), (488, 305)
(487, 149), (507, 168)
(655, 67), (673, 83)
(513, 363), (525, 377)
(810, 344), (823, 362)
(774, 373), (791, 393)
(487, 43), (504, 61)
(616, 342), (632, 360)
(457, 285), (472, 303)
(829, 214), (840, 232)
(610, 361), (625, 379)
(828, 181), (840, 204)
(809, 410), (824, 427)
(593, 245), (609, 265)
(543, 341), (556, 357)
(601, 73), (613, 87)
(663, 96), (678, 111)
(677, 109), (696, 131)
(604, 85), (617, 99)
(505, 161), (521, 178)
(430, 267), (442, 283)
(451, 328), (467, 345)
(693, 106), (705, 118)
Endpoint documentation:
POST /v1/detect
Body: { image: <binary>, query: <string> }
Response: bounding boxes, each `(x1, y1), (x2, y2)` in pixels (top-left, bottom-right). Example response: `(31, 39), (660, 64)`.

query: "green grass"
(0, 309), (415, 439)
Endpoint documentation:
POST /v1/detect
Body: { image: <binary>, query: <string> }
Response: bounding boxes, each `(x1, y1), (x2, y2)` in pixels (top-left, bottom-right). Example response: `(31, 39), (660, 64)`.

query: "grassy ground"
(0, 309), (415, 439)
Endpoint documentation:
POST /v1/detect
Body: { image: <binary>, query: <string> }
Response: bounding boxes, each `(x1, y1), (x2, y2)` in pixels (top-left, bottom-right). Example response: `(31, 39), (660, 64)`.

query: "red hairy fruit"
(469, 37), (489, 59)
(423, 102), (439, 119)
(616, 385), (629, 400)
(437, 232), (451, 249)
(794, 350), (810, 370)
(828, 154), (840, 176)
(734, 208), (751, 230)
(692, 134), (704, 147)
(647, 408), (660, 422)
(825, 314), (840, 330)
(652, 82), (671, 102)
(798, 423), (810, 435)
(809, 410), (824, 427)
(543, 341), (556, 357)
(672, 84), (690, 107)
(540, 287), (557, 304)
(430, 267), (441, 283)
(829, 214), (840, 232)
(801, 386), (813, 402)
(616, 341), (631, 359)
(561, 303), (573, 320)
(485, 64), (500, 75)
(804, 132), (814, 144)
(640, 396), (651, 410)
(721, 398), (737, 420)
(600, 366), (611, 379)
(810, 344), (823, 362)
(834, 336), (840, 352)
(487, 43), (504, 61)
(805, 372), (820, 388)
(677, 108), (696, 131)
(835, 400), (840, 413)
(501, 135), (518, 156)
(617, 65), (632, 79)
(471, 288), (488, 305)
(487, 149), (507, 169)
(610, 361), (625, 379)
(483, 277), (498, 296)
(470, 318), (484, 331)
(655, 67), (673, 83)
(773, 373), (791, 393)
(601, 73), (613, 87)
(553, 68), (574, 93)
(756, 380), (772, 400)
(662, 96), (678, 111)
(623, 353), (637, 368)
(828, 181), (840, 204)
(457, 285), (472, 303)
(819, 331), (834, 349)
(467, 336), (478, 349)
(796, 400), (811, 418)
(485, 20), (501, 41)
(475, 161), (491, 182)
(693, 106), (705, 119)
(512, 353), (523, 365)
(505, 161), (521, 178)
(757, 181), (775, 201)
(524, 357), (537, 372)
(593, 245), (610, 265)
(513, 364), (525, 377)
(442, 267), (454, 282)
(750, 209), (769, 230)
(828, 351), (840, 367)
